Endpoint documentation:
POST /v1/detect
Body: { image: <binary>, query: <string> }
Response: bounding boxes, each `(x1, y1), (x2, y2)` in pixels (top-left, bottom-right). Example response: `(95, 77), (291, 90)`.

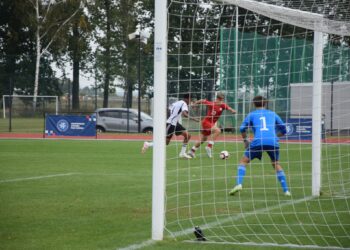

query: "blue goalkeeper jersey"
(240, 109), (286, 148)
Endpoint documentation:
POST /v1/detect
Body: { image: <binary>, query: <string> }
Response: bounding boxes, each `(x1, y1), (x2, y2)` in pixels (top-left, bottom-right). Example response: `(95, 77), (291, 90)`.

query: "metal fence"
(0, 95), (152, 133)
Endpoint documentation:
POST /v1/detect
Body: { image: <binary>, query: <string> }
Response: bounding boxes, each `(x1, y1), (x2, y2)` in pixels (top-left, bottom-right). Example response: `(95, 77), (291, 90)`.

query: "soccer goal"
(153, 0), (350, 248)
(2, 95), (59, 118)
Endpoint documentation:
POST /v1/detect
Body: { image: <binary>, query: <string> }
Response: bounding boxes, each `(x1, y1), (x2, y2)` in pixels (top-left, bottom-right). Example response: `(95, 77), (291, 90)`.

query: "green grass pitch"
(0, 139), (349, 250)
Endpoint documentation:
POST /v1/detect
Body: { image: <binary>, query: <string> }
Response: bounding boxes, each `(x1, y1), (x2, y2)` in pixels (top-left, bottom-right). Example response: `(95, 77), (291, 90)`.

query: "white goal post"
(153, 0), (350, 248)
(312, 31), (323, 197)
(2, 95), (59, 118)
(152, 0), (167, 241)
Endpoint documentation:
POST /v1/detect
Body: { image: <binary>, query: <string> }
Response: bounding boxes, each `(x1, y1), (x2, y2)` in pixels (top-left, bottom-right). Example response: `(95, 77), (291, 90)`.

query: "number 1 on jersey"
(260, 116), (269, 131)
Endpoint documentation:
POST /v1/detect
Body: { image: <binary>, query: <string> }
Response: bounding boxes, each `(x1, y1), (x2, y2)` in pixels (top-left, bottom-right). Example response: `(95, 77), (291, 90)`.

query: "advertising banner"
(282, 118), (324, 140)
(45, 115), (96, 137)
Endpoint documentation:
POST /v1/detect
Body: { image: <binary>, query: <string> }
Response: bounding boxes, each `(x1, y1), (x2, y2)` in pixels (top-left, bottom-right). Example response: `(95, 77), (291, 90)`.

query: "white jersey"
(166, 100), (188, 126)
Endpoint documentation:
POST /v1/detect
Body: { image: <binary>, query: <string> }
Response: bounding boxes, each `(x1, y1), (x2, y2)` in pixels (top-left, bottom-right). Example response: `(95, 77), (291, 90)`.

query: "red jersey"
(202, 100), (229, 125)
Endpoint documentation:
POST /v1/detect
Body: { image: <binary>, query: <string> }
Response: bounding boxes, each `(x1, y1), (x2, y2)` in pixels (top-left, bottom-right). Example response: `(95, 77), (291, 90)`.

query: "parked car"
(95, 108), (153, 133)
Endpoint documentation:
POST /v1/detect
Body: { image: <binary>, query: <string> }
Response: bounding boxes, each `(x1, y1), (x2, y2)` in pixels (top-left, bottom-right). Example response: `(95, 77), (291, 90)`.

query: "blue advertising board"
(282, 118), (324, 140)
(45, 115), (96, 137)
(283, 118), (312, 140)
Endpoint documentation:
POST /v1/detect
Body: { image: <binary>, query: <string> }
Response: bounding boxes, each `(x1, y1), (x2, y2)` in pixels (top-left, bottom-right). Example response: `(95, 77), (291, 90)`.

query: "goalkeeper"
(229, 95), (291, 196)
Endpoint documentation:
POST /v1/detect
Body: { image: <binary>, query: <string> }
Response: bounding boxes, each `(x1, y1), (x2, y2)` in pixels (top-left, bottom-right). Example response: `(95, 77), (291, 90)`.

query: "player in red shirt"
(189, 92), (236, 158)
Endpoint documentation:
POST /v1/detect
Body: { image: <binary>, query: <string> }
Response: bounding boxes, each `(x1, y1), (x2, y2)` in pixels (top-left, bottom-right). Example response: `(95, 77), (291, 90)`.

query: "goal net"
(152, 0), (350, 248)
(2, 95), (59, 118)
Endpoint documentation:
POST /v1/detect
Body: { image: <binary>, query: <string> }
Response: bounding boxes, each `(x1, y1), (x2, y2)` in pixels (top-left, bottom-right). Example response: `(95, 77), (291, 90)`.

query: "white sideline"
(0, 173), (75, 183)
(117, 196), (315, 250)
(0, 172), (153, 184)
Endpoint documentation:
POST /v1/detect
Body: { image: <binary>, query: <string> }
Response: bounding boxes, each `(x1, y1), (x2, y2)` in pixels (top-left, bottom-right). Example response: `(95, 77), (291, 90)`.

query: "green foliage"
(89, 0), (154, 107)
(1, 0), (349, 109)
(0, 0), (37, 97)
(0, 0), (82, 99)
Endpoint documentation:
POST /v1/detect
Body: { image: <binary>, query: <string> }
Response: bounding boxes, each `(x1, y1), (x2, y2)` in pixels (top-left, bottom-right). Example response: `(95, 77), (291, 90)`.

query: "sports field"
(0, 139), (349, 250)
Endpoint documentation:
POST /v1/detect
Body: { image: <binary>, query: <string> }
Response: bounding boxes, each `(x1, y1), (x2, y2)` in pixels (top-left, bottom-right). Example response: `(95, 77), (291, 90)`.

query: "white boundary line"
(0, 172), (153, 184)
(116, 196), (317, 250)
(117, 239), (155, 250)
(169, 196), (314, 238)
(183, 240), (350, 250)
(0, 173), (76, 183)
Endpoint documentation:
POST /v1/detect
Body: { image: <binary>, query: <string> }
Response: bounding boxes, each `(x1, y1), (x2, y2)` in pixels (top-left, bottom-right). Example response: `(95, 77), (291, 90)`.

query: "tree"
(28, 0), (82, 109)
(89, 0), (125, 108)
(0, 0), (33, 99)
(101, 0), (112, 108)
(89, 0), (154, 108)
(59, 1), (92, 110)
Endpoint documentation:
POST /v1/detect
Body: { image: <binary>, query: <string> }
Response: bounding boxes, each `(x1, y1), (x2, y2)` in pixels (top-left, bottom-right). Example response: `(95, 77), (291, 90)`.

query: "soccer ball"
(220, 150), (229, 160)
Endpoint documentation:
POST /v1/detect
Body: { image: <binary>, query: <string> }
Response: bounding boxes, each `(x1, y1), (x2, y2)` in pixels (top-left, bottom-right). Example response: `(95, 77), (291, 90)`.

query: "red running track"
(0, 133), (349, 144)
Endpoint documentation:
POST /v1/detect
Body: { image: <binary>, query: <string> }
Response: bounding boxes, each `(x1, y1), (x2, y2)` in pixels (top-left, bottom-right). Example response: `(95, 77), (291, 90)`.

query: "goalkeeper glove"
(243, 138), (250, 149)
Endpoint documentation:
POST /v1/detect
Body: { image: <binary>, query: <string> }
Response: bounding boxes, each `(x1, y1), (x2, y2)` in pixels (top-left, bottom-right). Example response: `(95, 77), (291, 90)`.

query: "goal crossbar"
(2, 95), (59, 118)
(216, 0), (350, 36)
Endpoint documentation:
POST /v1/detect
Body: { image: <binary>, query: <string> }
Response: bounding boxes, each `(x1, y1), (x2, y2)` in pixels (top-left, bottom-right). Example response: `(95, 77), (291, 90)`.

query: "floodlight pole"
(138, 32), (141, 133)
(129, 29), (146, 133)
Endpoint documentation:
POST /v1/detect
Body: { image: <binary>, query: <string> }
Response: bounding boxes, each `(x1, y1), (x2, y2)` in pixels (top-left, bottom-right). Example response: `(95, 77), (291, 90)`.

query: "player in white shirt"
(142, 94), (198, 159)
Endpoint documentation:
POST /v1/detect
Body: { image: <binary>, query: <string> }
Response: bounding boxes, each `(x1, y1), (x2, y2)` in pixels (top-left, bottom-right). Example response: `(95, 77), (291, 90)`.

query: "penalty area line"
(0, 173), (76, 183)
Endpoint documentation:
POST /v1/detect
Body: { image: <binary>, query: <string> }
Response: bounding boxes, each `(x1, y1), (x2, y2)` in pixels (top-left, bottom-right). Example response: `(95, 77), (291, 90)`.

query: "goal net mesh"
(164, 0), (350, 248)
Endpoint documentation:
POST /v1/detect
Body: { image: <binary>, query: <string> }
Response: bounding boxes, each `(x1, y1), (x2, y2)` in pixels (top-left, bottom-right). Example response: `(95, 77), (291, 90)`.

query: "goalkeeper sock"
(236, 165), (246, 185)
(276, 170), (289, 192)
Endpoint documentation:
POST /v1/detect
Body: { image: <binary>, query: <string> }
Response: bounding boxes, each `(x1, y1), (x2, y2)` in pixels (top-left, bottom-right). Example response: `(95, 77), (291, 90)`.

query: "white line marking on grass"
(117, 239), (155, 250)
(183, 240), (350, 250)
(0, 172), (152, 184)
(77, 172), (152, 177)
(117, 196), (315, 250)
(0, 173), (76, 183)
(171, 195), (314, 237)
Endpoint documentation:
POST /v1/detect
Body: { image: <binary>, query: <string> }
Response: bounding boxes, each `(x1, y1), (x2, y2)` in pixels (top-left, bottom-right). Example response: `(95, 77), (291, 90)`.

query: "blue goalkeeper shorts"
(244, 145), (280, 161)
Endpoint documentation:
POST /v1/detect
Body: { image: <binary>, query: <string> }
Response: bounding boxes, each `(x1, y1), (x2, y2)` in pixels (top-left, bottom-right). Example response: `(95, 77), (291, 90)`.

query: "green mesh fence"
(219, 28), (350, 129)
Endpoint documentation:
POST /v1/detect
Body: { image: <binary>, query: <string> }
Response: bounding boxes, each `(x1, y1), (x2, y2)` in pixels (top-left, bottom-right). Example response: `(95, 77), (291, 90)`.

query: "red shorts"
(201, 120), (214, 136)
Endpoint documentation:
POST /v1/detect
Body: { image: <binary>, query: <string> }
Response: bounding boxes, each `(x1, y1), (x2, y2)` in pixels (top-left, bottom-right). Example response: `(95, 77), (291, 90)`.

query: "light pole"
(129, 29), (149, 133)
(137, 34), (141, 133)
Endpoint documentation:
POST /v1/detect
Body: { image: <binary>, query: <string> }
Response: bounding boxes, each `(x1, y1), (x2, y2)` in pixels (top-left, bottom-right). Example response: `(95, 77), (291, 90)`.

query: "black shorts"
(166, 123), (186, 138)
